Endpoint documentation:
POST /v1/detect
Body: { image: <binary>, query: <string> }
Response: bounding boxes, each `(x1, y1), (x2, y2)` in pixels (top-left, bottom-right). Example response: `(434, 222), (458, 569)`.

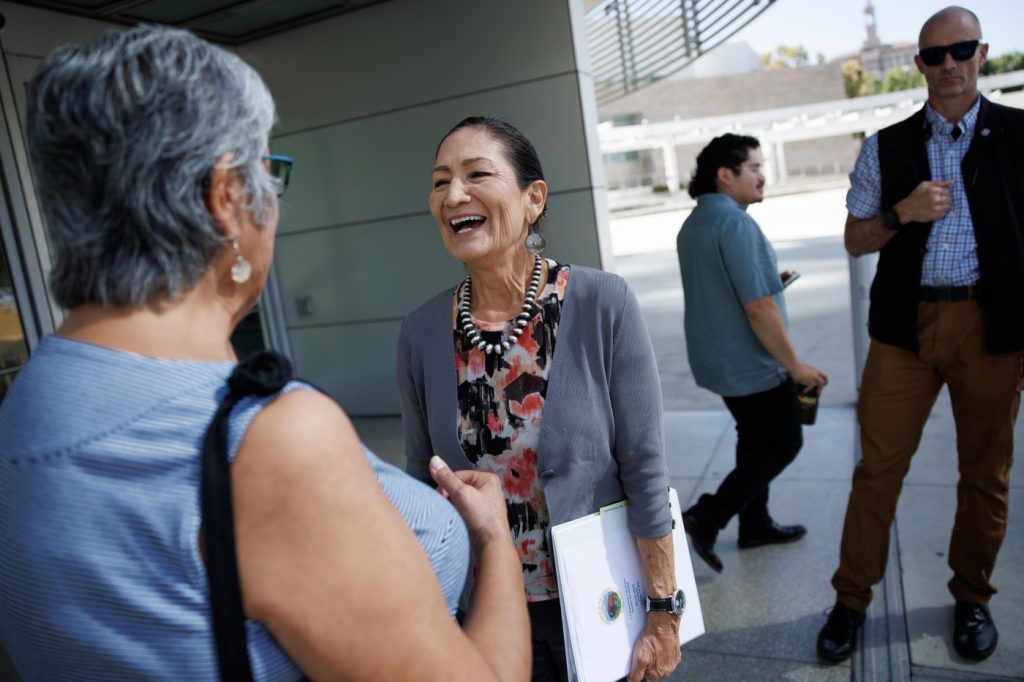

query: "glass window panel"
(0, 240), (28, 403)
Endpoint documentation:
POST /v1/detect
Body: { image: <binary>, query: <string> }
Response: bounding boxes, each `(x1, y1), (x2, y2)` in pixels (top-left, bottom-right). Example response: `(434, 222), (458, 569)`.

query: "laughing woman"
(398, 117), (683, 682)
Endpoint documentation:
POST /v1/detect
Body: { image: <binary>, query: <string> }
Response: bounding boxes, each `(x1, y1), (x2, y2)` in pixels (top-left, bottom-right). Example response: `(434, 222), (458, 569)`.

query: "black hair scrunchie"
(227, 350), (293, 398)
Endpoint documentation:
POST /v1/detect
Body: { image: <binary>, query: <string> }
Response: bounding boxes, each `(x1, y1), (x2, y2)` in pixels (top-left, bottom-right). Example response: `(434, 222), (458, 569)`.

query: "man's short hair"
(688, 134), (760, 199)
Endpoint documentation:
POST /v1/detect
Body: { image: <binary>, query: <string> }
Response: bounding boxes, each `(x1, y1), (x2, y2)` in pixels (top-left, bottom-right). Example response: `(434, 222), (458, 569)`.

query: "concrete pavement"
(661, 397), (1022, 681)
(611, 190), (1023, 681)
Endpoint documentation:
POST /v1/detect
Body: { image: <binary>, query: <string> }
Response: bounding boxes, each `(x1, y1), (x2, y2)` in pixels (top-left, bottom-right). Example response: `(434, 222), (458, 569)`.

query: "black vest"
(870, 95), (1024, 354)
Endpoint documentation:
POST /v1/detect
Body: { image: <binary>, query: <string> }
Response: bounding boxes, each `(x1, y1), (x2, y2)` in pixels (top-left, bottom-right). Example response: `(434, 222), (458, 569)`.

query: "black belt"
(919, 285), (974, 302)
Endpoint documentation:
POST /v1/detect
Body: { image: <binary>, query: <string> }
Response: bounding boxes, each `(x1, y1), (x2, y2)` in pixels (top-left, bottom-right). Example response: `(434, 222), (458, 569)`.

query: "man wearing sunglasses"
(818, 5), (1024, 665)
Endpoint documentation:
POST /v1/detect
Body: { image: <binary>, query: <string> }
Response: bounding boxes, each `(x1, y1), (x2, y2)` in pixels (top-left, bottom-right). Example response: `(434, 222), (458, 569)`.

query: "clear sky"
(730, 0), (1023, 60)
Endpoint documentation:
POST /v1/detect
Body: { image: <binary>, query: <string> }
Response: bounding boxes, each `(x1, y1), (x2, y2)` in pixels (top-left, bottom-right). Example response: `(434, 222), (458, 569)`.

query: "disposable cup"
(795, 384), (820, 425)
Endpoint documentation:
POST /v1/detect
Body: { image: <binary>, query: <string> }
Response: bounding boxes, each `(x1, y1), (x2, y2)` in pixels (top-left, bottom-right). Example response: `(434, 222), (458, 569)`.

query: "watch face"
(672, 589), (686, 615)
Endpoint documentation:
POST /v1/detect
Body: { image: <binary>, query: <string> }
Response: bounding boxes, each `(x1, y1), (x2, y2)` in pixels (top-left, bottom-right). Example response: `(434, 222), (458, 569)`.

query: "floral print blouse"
(452, 258), (570, 602)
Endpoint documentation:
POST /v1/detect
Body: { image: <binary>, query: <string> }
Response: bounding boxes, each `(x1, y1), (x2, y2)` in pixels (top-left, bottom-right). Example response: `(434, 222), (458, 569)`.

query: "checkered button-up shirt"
(846, 98), (981, 286)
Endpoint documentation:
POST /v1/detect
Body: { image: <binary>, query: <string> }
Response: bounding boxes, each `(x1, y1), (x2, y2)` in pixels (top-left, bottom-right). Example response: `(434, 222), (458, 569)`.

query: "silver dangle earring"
(230, 240), (252, 284)
(525, 224), (546, 256)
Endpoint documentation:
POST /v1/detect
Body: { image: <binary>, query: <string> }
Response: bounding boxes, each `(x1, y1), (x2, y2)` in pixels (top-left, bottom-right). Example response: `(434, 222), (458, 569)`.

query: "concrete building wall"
(239, 0), (609, 414)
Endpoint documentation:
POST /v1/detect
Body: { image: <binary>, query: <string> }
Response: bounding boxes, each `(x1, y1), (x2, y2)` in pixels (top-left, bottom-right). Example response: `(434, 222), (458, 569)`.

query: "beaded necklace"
(458, 255), (543, 355)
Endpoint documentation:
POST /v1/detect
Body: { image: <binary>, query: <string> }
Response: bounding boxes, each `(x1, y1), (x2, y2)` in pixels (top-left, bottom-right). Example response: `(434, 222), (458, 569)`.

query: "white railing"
(598, 69), (1024, 153)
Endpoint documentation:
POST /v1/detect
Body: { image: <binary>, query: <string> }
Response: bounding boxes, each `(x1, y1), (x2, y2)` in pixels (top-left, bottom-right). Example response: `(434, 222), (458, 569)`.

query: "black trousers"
(528, 599), (569, 682)
(691, 378), (803, 531)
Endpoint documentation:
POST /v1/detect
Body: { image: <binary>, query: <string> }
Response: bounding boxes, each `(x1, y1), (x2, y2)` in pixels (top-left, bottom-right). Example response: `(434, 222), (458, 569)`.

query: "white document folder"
(551, 488), (704, 682)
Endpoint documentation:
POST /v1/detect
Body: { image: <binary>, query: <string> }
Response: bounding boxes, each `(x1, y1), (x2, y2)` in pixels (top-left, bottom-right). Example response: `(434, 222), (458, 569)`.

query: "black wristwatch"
(881, 209), (903, 231)
(646, 588), (686, 616)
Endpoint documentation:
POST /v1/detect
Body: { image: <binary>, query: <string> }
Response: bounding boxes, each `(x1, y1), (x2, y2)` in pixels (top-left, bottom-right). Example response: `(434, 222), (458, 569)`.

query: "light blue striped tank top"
(0, 336), (469, 681)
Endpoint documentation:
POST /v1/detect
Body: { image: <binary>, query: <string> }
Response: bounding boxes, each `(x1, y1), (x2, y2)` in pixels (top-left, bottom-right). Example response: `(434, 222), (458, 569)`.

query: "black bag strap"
(201, 350), (294, 682)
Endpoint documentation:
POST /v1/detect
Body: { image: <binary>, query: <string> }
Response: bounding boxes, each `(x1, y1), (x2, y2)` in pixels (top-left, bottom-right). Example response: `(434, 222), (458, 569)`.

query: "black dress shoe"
(953, 601), (998, 660)
(682, 512), (723, 573)
(817, 601), (865, 662)
(737, 521), (807, 549)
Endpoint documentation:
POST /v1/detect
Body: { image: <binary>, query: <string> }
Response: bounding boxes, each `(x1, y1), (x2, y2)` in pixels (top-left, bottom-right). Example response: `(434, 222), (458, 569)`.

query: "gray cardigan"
(396, 265), (672, 539)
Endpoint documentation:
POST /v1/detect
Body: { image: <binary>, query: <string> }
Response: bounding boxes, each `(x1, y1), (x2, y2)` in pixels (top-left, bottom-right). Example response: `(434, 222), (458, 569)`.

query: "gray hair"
(27, 24), (277, 308)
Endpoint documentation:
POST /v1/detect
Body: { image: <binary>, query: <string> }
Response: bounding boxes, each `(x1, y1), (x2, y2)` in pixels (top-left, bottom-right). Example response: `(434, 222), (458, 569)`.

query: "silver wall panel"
(274, 187), (606, 333)
(289, 319), (404, 416)
(273, 213), (463, 327)
(272, 72), (596, 236)
(281, 187), (605, 416)
(0, 2), (119, 56)
(528, 190), (603, 269)
(241, 0), (579, 136)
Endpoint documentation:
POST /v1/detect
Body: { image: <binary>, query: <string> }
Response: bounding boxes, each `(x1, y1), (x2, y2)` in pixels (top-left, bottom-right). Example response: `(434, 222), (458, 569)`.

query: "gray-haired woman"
(0, 25), (528, 681)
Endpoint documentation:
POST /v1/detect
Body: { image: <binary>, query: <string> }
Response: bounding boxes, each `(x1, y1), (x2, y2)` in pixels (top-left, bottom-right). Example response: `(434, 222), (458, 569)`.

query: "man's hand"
(895, 180), (953, 224)
(789, 363), (828, 392)
(627, 612), (681, 682)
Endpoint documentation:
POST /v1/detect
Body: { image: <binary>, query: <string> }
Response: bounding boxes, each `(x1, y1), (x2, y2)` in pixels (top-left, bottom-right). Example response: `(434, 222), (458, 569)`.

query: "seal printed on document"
(598, 587), (623, 624)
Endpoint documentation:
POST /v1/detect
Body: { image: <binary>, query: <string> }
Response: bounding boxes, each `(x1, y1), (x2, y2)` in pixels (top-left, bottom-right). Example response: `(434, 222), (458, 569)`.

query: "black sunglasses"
(918, 40), (980, 67)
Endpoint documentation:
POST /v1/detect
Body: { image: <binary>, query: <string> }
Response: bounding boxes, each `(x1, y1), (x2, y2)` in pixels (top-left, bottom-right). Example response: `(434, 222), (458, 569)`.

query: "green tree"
(841, 60), (879, 97)
(761, 44), (810, 70)
(880, 65), (924, 92)
(980, 51), (1024, 75)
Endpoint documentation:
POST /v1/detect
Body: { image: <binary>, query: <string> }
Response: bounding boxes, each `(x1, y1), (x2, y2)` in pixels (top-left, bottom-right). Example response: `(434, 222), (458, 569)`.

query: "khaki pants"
(832, 299), (1020, 611)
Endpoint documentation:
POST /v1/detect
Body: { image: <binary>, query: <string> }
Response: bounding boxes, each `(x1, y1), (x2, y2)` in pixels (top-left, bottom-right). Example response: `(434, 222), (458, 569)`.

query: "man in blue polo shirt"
(676, 133), (828, 574)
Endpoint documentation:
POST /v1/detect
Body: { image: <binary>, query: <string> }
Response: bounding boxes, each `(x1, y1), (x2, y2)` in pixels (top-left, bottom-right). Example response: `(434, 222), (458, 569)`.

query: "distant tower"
(863, 0), (882, 49)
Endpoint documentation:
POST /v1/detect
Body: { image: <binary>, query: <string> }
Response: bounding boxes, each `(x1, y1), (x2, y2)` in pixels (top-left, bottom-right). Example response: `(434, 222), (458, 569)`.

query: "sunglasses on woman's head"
(918, 40), (980, 67)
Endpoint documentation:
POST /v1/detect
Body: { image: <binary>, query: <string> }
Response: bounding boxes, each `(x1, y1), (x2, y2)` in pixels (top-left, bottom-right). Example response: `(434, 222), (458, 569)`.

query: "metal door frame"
(0, 39), (56, 352)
